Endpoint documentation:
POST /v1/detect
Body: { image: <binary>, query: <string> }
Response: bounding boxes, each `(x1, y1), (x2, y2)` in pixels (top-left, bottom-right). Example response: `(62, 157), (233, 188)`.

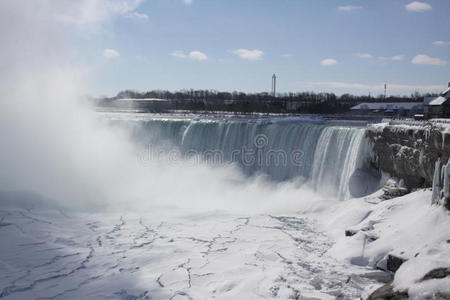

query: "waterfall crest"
(117, 116), (372, 200)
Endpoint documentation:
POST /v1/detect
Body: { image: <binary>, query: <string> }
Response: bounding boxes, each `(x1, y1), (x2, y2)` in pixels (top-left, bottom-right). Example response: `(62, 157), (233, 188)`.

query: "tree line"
(96, 89), (436, 114)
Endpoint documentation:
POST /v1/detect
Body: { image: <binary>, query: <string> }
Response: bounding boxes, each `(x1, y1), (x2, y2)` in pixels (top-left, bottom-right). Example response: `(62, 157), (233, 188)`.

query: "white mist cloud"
(0, 0), (125, 205)
(405, 1), (432, 12)
(170, 50), (208, 61)
(320, 58), (338, 66)
(231, 49), (264, 61)
(1, 0), (324, 215)
(281, 53), (293, 58)
(103, 48), (120, 58)
(412, 54), (447, 66)
(337, 6), (363, 12)
(184, 0), (193, 5)
(54, 0), (145, 25)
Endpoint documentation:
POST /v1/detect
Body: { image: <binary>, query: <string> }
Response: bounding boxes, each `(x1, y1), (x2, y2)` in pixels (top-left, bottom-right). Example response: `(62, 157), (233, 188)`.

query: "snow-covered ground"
(368, 118), (450, 134)
(1, 188), (449, 299)
(321, 189), (450, 299)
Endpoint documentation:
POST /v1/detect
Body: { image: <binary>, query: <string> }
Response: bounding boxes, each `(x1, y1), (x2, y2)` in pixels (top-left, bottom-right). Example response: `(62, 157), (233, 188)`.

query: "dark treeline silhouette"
(97, 89), (436, 114)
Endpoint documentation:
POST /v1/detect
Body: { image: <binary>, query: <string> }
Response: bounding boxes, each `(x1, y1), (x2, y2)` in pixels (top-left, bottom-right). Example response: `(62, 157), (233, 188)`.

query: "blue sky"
(70, 0), (450, 96)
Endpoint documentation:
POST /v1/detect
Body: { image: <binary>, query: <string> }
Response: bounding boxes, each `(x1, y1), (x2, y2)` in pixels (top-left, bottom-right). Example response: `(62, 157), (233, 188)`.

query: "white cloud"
(231, 49), (264, 61)
(405, 1), (432, 12)
(337, 6), (363, 12)
(378, 55), (405, 61)
(354, 53), (373, 59)
(320, 58), (338, 66)
(433, 41), (450, 46)
(183, 0), (193, 5)
(281, 53), (293, 57)
(170, 50), (207, 61)
(188, 51), (208, 61)
(55, 0), (145, 25)
(355, 53), (404, 61)
(391, 55), (405, 61)
(412, 54), (447, 66)
(304, 81), (445, 92)
(103, 48), (120, 58)
(128, 12), (149, 20)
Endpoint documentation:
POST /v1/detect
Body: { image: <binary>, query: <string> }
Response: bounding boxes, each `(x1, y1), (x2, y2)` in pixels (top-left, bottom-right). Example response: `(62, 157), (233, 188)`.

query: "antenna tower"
(271, 74), (277, 97)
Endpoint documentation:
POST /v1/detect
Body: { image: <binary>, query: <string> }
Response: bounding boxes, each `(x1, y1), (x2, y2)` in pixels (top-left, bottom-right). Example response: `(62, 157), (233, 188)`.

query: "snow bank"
(314, 189), (450, 298)
(368, 119), (450, 134)
(367, 122), (389, 133)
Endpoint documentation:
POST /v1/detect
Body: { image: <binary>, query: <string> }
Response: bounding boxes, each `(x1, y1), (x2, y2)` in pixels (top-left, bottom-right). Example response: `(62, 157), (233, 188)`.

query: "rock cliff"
(367, 124), (450, 189)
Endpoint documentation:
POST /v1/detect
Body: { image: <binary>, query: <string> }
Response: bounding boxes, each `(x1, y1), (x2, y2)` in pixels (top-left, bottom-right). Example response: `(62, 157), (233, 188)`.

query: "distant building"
(110, 98), (170, 112)
(424, 83), (450, 119)
(350, 102), (423, 117)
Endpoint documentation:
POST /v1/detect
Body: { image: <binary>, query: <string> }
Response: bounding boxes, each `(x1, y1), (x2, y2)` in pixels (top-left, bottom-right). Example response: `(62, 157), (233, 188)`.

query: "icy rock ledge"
(367, 122), (450, 189)
(368, 268), (450, 300)
(367, 283), (408, 300)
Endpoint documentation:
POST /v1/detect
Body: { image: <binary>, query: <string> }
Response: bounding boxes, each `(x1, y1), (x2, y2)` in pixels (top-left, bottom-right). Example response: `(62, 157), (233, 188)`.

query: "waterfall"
(311, 127), (370, 199)
(114, 115), (372, 200)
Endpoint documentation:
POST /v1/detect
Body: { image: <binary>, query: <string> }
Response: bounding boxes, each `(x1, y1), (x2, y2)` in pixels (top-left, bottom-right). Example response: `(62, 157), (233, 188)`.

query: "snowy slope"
(318, 189), (450, 299)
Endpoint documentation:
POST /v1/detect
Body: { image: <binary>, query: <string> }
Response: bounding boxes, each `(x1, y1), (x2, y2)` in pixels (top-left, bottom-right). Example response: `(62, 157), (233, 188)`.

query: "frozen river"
(0, 204), (380, 300)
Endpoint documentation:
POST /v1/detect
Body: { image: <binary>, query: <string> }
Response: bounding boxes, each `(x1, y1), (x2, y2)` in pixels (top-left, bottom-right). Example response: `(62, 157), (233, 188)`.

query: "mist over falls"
(112, 115), (378, 200)
(0, 0), (382, 211)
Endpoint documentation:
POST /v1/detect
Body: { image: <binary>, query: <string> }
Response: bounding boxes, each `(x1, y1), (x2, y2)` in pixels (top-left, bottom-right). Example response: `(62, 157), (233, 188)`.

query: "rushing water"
(108, 114), (373, 200)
